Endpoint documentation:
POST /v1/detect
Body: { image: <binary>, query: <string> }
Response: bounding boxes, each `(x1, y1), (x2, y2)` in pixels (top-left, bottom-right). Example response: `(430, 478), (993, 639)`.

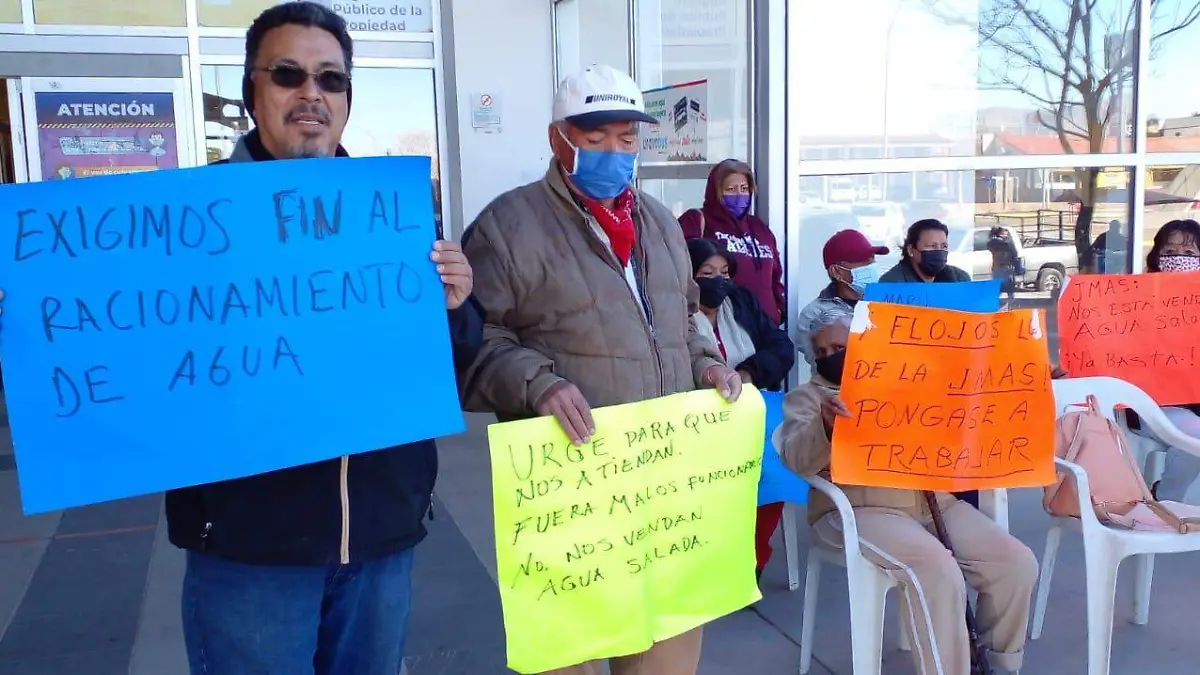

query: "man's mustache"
(285, 105), (331, 124)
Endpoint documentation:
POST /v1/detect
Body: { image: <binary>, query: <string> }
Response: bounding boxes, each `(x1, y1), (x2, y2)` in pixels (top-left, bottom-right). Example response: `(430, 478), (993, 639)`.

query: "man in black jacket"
(164, 4), (484, 674)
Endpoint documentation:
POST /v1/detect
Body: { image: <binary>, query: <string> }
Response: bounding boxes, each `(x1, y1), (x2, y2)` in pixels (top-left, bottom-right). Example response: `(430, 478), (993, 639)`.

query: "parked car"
(961, 225), (1078, 293)
(850, 202), (906, 249)
(902, 199), (952, 224)
(828, 178), (856, 202)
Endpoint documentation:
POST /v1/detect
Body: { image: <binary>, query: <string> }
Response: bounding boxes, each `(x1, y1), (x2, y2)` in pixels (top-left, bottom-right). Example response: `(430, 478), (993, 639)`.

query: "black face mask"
(815, 349), (846, 384)
(696, 276), (734, 309)
(917, 249), (949, 277)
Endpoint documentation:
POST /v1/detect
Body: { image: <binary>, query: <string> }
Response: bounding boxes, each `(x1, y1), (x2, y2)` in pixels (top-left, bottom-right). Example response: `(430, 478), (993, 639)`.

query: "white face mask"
(1159, 254), (1200, 273)
(845, 263), (880, 295)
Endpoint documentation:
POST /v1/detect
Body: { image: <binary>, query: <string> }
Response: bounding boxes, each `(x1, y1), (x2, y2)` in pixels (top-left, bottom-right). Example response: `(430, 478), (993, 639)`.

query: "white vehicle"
(828, 177), (856, 202)
(849, 202), (906, 248)
(958, 225), (1079, 293)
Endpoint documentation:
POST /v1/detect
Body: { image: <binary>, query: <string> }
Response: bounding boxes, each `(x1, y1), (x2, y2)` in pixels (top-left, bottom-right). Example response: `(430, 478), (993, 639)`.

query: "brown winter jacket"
(461, 161), (725, 418)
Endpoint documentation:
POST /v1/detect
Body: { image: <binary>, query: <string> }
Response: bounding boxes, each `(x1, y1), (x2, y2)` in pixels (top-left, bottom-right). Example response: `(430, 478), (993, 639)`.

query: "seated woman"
(880, 218), (979, 509)
(688, 238), (795, 392)
(779, 311), (1036, 675)
(689, 237), (796, 581)
(880, 218), (971, 283)
(1130, 219), (1200, 502)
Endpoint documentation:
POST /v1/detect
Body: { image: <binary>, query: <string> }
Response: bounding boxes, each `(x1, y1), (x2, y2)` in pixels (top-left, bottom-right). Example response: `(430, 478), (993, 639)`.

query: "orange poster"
(831, 302), (1057, 492)
(1058, 273), (1200, 406)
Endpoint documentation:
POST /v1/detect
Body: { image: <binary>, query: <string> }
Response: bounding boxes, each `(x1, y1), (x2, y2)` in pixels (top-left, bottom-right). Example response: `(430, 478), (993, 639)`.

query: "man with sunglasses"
(161, 3), (483, 674)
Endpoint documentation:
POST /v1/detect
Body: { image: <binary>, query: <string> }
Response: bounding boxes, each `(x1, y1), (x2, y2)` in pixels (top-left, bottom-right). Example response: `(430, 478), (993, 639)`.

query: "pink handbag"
(1044, 395), (1200, 533)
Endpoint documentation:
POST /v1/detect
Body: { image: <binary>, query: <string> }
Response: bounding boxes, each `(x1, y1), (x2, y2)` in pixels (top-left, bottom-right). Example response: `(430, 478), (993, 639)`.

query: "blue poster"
(864, 279), (1002, 313)
(0, 156), (464, 514)
(757, 390), (809, 506)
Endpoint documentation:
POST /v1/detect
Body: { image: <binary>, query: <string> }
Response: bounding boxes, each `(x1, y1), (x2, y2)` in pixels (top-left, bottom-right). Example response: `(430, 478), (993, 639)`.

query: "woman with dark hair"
(1131, 219), (1200, 501)
(880, 218), (972, 283)
(987, 226), (1022, 304)
(679, 160), (786, 326)
(687, 237), (796, 580)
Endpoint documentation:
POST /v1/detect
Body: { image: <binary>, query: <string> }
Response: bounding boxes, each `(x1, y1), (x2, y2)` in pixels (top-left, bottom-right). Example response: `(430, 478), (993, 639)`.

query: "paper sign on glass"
(832, 302), (1057, 492)
(0, 155), (464, 513)
(489, 388), (764, 674)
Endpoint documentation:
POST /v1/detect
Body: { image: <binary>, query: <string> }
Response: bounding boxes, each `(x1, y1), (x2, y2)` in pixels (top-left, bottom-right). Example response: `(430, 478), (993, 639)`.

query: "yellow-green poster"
(488, 387), (766, 673)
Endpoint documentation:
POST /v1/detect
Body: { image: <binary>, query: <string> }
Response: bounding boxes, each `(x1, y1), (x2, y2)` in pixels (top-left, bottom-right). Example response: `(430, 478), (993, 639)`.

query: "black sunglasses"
(258, 64), (351, 94)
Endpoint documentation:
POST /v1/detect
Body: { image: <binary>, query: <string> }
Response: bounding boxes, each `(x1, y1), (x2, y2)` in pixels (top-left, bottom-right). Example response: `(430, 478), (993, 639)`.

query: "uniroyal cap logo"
(585, 94), (637, 105)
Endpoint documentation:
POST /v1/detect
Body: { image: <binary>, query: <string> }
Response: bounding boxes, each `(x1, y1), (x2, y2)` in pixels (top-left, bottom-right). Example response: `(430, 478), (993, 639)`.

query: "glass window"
(34, 0), (186, 26)
(202, 66), (438, 161)
(790, 0), (1135, 160)
(554, 0), (631, 78)
(1144, 2), (1200, 152)
(201, 65), (440, 218)
(1144, 164), (1200, 266)
(638, 177), (707, 217)
(198, 0), (434, 31)
(201, 65), (252, 164)
(636, 0), (749, 162)
(0, 0), (20, 22)
(793, 168), (1133, 314)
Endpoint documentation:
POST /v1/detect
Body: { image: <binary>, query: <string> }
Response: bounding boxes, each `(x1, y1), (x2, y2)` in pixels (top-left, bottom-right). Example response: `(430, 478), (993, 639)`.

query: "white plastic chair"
(1034, 376), (1200, 675)
(781, 491), (1009, 594)
(771, 429), (1009, 674)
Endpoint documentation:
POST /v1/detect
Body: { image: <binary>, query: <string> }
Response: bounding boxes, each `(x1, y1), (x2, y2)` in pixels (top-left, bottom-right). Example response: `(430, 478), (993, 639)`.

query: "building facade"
(2, 0), (1199, 352)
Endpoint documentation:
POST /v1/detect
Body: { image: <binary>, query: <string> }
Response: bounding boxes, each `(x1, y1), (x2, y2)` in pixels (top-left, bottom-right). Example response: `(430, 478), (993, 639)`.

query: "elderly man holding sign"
(462, 64), (743, 674)
(781, 304), (1044, 675)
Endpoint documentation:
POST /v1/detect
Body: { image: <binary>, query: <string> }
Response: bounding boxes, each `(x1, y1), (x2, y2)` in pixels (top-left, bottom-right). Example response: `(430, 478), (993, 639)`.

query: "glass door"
(2, 78), (27, 184)
(17, 76), (194, 182)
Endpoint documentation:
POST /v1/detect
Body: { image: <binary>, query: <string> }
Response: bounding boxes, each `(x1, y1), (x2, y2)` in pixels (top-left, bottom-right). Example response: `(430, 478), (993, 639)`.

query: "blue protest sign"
(0, 156), (464, 514)
(757, 390), (808, 506)
(863, 279), (1002, 313)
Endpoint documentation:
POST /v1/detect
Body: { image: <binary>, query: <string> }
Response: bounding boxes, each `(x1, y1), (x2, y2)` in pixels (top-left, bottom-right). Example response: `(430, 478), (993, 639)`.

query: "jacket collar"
(541, 159), (646, 271)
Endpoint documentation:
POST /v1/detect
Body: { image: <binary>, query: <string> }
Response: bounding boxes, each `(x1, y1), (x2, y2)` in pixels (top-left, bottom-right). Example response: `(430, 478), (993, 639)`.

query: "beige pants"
(538, 627), (703, 675)
(814, 500), (1037, 674)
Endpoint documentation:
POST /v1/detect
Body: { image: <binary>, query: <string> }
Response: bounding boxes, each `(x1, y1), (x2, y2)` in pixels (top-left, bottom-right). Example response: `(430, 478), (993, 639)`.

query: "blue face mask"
(559, 129), (638, 199)
(847, 263), (880, 295)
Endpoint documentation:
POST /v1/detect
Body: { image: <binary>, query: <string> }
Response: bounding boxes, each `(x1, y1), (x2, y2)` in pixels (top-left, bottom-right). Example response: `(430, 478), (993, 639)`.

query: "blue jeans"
(181, 548), (415, 675)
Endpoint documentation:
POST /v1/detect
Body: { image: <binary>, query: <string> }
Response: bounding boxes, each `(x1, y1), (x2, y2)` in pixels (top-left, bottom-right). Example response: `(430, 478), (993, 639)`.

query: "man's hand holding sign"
(831, 302), (1057, 492)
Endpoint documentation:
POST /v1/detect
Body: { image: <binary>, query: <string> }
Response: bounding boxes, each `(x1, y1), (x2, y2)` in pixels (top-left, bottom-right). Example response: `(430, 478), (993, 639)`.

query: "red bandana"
(579, 189), (637, 266)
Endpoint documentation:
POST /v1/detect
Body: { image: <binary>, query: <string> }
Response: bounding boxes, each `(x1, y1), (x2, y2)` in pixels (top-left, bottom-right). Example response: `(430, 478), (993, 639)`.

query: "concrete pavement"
(4, 364), (1200, 673)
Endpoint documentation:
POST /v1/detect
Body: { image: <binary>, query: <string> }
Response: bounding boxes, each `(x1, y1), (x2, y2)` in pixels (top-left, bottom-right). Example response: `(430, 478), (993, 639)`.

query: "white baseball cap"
(552, 64), (658, 129)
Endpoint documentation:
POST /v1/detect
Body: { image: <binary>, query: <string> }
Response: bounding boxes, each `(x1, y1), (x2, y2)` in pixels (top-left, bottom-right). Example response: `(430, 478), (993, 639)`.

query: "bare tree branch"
(921, 0), (1200, 269)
